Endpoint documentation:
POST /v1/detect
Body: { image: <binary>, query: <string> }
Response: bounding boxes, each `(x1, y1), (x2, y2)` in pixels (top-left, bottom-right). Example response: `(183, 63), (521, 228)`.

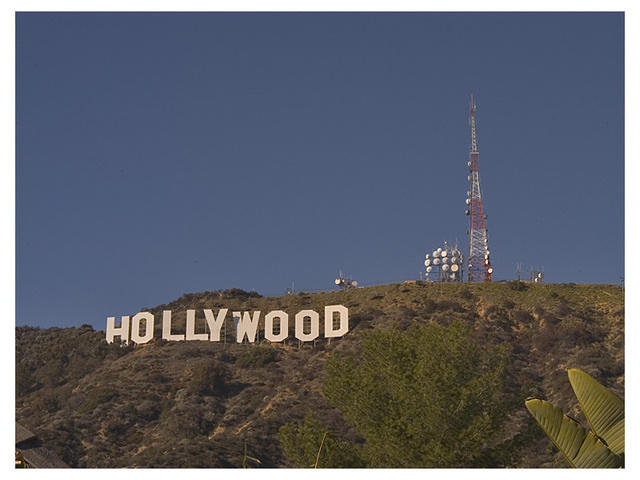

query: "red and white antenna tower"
(465, 94), (493, 282)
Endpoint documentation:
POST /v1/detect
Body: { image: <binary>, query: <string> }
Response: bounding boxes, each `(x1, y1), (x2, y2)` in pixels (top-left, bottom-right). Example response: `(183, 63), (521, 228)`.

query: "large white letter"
(234, 311), (261, 343)
(162, 310), (184, 341)
(106, 316), (130, 344)
(295, 310), (319, 342)
(204, 308), (228, 341)
(186, 309), (209, 341)
(265, 310), (288, 343)
(131, 312), (154, 344)
(324, 305), (349, 338)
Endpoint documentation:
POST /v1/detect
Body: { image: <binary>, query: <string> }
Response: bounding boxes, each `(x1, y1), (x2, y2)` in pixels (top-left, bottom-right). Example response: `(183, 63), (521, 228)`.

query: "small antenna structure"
(335, 270), (358, 290)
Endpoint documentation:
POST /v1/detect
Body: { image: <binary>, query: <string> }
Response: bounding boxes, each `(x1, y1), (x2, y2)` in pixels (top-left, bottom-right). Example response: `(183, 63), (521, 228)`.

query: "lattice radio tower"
(465, 94), (493, 282)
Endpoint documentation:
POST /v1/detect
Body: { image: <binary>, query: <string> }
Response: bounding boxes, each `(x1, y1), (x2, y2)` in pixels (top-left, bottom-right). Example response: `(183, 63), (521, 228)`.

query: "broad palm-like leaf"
(525, 399), (623, 468)
(568, 369), (624, 455)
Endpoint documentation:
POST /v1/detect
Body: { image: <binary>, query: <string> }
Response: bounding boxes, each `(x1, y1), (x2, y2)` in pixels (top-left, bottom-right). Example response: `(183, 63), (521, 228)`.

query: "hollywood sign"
(106, 305), (349, 345)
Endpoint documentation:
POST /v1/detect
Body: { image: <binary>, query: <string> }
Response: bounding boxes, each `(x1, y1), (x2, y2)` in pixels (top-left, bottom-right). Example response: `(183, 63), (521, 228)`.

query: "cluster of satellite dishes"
(335, 271), (358, 290)
(424, 242), (464, 282)
(530, 270), (544, 284)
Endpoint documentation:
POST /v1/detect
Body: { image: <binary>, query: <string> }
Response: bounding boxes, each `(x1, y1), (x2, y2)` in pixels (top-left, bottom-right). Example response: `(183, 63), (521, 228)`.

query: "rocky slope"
(15, 282), (624, 467)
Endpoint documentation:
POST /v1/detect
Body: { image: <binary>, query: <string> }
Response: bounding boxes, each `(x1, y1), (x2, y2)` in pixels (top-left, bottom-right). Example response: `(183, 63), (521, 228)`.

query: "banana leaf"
(568, 369), (624, 455)
(525, 399), (623, 468)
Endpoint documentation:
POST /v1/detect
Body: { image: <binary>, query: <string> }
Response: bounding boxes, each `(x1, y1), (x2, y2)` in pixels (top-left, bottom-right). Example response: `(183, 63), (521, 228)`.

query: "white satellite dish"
(487, 268), (493, 274)
(442, 264), (450, 272)
(432, 251), (438, 257)
(426, 266), (432, 273)
(335, 278), (341, 285)
(433, 258), (441, 265)
(441, 250), (448, 257)
(425, 253), (430, 259)
(451, 264), (459, 272)
(437, 247), (442, 253)
(351, 281), (358, 287)
(451, 257), (458, 264)
(442, 257), (449, 264)
(424, 259), (431, 267)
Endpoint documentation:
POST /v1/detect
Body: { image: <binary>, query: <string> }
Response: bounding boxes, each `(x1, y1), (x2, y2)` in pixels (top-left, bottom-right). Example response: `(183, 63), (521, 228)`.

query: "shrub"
(78, 387), (118, 414)
(509, 280), (529, 291)
(16, 363), (37, 397)
(556, 300), (572, 316)
(511, 310), (533, 324)
(459, 287), (474, 300)
(421, 298), (437, 314)
(533, 324), (557, 352)
(164, 408), (211, 439)
(235, 346), (279, 368)
(136, 400), (161, 421)
(435, 300), (464, 312)
(187, 359), (230, 396)
(32, 388), (60, 413)
(278, 412), (365, 467)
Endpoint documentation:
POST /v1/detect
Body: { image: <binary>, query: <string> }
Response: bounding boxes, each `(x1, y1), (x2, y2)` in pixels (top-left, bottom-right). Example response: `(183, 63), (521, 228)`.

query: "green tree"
(278, 412), (365, 468)
(323, 320), (513, 467)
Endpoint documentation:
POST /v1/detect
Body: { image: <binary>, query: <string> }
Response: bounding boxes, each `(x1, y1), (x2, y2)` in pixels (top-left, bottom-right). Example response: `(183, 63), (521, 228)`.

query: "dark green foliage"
(164, 408), (212, 439)
(435, 299), (464, 312)
(78, 386), (118, 414)
(502, 299), (516, 310)
(37, 418), (85, 467)
(278, 412), (365, 468)
(512, 309), (533, 324)
(235, 346), (279, 368)
(556, 298), (573, 316)
(324, 320), (513, 467)
(15, 326), (131, 398)
(16, 363), (36, 397)
(31, 388), (60, 413)
(187, 358), (230, 396)
(421, 298), (437, 313)
(509, 280), (529, 291)
(220, 288), (262, 299)
(459, 287), (474, 300)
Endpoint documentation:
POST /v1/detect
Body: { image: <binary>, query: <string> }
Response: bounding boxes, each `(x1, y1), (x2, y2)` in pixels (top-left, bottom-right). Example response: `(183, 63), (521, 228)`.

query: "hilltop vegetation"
(15, 282), (624, 467)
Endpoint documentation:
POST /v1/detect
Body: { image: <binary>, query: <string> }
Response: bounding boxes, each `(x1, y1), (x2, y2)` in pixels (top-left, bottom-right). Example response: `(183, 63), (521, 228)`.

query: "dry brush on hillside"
(16, 282), (624, 467)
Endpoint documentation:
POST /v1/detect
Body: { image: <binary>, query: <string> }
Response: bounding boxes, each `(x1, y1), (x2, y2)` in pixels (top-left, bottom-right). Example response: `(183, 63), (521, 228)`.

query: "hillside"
(15, 281), (624, 468)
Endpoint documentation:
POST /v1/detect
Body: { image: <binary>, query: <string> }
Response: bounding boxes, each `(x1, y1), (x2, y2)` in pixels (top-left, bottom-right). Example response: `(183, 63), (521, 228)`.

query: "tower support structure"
(465, 94), (493, 282)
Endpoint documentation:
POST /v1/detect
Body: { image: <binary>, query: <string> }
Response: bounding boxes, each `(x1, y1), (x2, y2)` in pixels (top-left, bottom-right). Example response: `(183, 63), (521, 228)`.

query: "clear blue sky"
(16, 12), (624, 329)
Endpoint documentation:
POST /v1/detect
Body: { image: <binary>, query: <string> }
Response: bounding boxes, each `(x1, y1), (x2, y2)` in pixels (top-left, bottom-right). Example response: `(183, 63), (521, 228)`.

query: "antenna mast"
(465, 94), (493, 282)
